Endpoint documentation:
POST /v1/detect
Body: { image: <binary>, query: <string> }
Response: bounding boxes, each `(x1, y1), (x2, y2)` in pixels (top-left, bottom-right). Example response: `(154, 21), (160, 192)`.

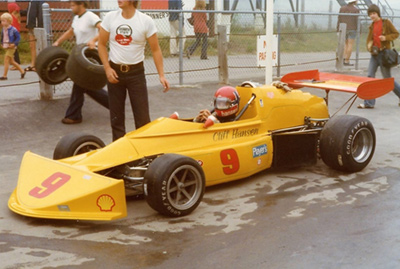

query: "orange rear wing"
(281, 69), (394, 100)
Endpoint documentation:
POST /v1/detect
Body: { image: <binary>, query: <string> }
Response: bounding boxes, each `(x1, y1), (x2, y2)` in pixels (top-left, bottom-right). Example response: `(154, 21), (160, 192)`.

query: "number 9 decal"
(220, 149), (240, 175)
(29, 172), (70, 199)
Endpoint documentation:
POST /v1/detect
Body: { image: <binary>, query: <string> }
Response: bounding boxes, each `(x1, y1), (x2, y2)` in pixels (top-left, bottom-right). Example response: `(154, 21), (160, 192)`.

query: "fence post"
(355, 16), (361, 70)
(335, 23), (346, 72)
(218, 25), (228, 84)
(37, 2), (53, 100)
(277, 14), (281, 78)
(178, 11), (184, 85)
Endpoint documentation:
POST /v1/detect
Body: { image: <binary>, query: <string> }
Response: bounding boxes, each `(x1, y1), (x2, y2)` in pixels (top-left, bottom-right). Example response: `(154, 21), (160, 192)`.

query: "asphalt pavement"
(1, 57), (400, 269)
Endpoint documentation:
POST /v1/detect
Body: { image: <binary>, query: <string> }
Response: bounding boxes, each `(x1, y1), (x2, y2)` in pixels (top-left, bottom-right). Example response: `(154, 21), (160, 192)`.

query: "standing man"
(25, 0), (44, 72)
(53, 1), (109, 124)
(337, 0), (359, 66)
(98, 0), (170, 141)
(169, 0), (185, 57)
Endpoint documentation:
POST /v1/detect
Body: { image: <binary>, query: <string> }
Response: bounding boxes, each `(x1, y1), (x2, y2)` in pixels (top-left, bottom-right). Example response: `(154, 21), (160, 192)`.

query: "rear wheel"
(53, 133), (105, 160)
(320, 115), (375, 172)
(144, 154), (205, 217)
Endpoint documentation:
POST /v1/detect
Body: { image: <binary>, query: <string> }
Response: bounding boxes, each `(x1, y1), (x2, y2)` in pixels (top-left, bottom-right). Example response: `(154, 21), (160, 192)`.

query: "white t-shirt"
(72, 11), (101, 44)
(101, 9), (157, 65)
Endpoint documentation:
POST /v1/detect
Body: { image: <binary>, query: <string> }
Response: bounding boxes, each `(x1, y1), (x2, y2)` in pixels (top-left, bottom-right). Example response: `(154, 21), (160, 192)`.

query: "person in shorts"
(337, 0), (359, 66)
(98, 0), (170, 141)
(1, 12), (26, 80)
(25, 0), (44, 72)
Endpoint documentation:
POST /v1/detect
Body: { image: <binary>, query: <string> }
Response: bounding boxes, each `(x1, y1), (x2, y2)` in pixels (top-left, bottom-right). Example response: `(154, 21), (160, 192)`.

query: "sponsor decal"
(259, 99), (264, 107)
(115, 24), (133, 46)
(267, 92), (274, 99)
(97, 194), (116, 212)
(253, 144), (268, 158)
(58, 205), (70, 212)
(197, 160), (204, 166)
(257, 158), (262, 165)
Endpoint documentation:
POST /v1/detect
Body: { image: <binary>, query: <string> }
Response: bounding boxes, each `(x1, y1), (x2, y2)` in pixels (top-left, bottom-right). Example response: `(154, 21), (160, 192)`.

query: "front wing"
(8, 151), (127, 221)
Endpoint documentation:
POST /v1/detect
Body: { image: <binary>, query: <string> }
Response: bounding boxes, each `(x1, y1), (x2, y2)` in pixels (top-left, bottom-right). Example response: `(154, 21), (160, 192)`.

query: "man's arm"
(147, 33), (170, 92)
(87, 23), (101, 49)
(98, 26), (119, 84)
(53, 28), (74, 46)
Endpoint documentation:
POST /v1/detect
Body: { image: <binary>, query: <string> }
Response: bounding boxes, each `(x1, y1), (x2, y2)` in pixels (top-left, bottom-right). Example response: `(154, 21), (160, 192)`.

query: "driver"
(194, 86), (240, 123)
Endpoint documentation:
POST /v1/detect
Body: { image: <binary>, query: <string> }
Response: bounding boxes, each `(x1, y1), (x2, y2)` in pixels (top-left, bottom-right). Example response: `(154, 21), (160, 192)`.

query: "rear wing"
(281, 69), (394, 100)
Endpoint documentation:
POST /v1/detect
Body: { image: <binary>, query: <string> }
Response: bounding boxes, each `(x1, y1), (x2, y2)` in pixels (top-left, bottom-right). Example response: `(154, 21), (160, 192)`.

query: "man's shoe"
(343, 62), (354, 66)
(357, 104), (374, 109)
(61, 118), (82, 124)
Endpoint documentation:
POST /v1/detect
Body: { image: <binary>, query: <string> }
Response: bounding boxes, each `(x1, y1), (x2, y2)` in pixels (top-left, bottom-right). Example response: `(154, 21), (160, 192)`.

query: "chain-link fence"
(17, 6), (400, 93)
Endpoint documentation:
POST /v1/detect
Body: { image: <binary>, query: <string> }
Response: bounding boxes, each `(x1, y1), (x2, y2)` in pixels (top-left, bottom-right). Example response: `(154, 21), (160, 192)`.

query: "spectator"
(98, 0), (170, 141)
(25, 0), (44, 72)
(53, 1), (109, 124)
(1, 12), (26, 80)
(7, 0), (21, 67)
(186, 0), (208, 60)
(169, 0), (185, 57)
(358, 4), (400, 109)
(337, 0), (359, 66)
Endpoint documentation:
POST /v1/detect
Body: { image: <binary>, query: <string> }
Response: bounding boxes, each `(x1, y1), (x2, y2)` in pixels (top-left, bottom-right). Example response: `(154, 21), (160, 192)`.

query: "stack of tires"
(35, 45), (107, 90)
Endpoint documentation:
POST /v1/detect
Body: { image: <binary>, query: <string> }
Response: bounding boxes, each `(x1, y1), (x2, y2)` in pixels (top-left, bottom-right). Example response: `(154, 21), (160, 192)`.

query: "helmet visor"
(214, 97), (234, 110)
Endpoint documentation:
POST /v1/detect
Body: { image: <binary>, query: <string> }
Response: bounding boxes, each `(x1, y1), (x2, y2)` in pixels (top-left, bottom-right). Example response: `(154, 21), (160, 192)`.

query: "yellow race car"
(8, 70), (394, 221)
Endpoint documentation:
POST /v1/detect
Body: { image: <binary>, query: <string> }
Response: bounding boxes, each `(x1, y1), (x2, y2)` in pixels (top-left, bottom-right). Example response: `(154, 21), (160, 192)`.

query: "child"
(1, 12), (25, 80)
(8, 1), (21, 67)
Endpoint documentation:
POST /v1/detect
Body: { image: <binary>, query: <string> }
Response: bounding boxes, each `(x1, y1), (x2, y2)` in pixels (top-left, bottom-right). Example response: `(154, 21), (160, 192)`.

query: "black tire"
(320, 115), (375, 172)
(144, 154), (205, 217)
(53, 133), (105, 160)
(35, 46), (69, 85)
(66, 44), (107, 91)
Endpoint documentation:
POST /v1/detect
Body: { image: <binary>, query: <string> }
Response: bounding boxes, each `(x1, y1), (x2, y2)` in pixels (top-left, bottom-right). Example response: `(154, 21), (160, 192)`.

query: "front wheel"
(144, 154), (205, 217)
(320, 115), (375, 172)
(53, 133), (105, 160)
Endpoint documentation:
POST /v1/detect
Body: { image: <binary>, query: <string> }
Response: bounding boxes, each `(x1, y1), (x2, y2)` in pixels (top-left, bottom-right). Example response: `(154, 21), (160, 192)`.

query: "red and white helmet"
(213, 86), (240, 117)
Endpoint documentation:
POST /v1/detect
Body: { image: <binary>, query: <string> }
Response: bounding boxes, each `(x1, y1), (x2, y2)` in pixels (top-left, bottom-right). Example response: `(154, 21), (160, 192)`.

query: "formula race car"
(8, 70), (394, 221)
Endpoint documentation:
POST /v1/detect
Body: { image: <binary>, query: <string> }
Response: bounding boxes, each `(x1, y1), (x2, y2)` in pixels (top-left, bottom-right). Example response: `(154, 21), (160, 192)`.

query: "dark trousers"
(107, 67), (150, 141)
(65, 83), (109, 120)
(188, 33), (208, 59)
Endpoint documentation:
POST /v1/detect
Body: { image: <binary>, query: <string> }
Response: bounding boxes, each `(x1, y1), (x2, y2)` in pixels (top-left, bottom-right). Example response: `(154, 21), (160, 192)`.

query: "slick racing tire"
(144, 154), (205, 217)
(320, 115), (375, 172)
(53, 133), (105, 160)
(35, 46), (69, 85)
(66, 44), (107, 91)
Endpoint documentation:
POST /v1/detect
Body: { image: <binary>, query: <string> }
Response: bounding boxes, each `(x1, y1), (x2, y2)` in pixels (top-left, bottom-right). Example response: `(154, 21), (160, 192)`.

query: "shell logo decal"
(96, 194), (116, 212)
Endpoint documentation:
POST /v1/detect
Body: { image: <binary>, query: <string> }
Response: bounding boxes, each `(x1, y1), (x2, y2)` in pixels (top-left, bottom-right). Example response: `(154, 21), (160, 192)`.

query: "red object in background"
(141, 0), (168, 9)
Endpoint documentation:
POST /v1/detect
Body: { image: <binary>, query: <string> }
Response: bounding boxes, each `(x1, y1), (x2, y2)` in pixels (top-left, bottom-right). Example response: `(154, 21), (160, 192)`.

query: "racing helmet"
(213, 86), (240, 117)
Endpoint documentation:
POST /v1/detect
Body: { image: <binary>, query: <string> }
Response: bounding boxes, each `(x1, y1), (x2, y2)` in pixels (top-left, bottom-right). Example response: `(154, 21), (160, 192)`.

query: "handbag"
(382, 42), (399, 67)
(187, 16), (194, 26)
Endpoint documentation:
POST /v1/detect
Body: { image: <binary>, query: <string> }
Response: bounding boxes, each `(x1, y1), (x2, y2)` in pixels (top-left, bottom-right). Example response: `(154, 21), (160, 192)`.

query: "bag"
(382, 47), (399, 67)
(187, 16), (194, 26)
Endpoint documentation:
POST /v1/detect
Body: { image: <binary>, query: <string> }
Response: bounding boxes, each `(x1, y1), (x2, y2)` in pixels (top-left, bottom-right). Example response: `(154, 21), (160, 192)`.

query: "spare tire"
(35, 46), (69, 85)
(66, 44), (107, 91)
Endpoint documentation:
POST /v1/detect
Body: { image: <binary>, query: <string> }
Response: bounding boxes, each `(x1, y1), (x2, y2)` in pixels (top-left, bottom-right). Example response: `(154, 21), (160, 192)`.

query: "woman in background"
(186, 0), (208, 60)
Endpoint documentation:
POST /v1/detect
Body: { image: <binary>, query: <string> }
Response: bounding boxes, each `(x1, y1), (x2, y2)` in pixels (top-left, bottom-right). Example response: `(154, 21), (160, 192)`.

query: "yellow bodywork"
(8, 85), (329, 220)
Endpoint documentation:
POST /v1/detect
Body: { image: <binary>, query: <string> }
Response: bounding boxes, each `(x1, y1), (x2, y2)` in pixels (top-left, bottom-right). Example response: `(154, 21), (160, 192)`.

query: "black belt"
(109, 61), (143, 73)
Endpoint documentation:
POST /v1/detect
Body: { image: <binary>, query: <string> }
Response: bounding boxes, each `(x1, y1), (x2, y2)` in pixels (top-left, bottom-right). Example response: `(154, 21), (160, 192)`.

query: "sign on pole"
(257, 35), (278, 67)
